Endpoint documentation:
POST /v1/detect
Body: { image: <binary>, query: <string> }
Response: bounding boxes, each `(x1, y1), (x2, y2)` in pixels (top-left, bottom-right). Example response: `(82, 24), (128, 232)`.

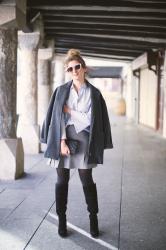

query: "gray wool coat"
(40, 80), (113, 164)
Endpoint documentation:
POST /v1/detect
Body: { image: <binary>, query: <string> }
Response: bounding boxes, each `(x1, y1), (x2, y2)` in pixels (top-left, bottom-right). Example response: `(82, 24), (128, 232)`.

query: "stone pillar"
(52, 55), (65, 90)
(163, 51), (166, 138)
(0, 28), (24, 180)
(17, 31), (40, 154)
(38, 48), (53, 151)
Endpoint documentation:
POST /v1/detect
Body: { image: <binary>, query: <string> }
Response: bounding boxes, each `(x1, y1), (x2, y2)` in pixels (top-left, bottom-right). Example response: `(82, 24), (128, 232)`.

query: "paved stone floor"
(0, 114), (166, 250)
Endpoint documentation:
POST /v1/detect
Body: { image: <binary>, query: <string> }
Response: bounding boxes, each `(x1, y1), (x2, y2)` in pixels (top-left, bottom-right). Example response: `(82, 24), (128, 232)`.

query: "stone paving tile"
(0, 190), (29, 209)
(0, 187), (5, 193)
(26, 207), (113, 250)
(119, 118), (166, 250)
(0, 114), (166, 250)
(0, 177), (55, 250)
(0, 218), (42, 250)
(0, 208), (12, 223)
(24, 154), (44, 171)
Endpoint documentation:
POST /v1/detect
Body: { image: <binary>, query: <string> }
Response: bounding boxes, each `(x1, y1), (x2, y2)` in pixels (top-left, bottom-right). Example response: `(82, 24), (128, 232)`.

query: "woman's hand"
(63, 105), (71, 114)
(60, 139), (70, 156)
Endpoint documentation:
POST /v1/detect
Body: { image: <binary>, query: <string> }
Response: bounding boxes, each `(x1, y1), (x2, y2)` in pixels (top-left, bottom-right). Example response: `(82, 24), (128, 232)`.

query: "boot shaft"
(55, 183), (68, 216)
(83, 183), (99, 215)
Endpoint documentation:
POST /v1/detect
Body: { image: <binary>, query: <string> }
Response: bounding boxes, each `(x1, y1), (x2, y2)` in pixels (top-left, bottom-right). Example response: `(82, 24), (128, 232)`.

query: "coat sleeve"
(40, 89), (57, 143)
(100, 94), (113, 149)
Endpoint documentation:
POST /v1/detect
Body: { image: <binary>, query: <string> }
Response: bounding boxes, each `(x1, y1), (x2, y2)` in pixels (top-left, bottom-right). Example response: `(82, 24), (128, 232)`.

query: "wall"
(139, 67), (158, 129)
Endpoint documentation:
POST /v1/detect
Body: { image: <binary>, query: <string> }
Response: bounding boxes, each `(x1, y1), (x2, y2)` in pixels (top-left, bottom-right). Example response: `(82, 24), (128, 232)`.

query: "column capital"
(0, 0), (26, 29)
(18, 31), (40, 50)
(38, 48), (54, 60)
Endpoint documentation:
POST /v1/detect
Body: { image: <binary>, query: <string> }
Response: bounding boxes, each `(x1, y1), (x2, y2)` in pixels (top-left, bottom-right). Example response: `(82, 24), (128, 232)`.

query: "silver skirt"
(57, 125), (97, 169)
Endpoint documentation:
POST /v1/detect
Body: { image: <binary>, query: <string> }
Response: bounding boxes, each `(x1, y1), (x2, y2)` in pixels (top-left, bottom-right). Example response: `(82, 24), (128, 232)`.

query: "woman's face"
(66, 60), (86, 82)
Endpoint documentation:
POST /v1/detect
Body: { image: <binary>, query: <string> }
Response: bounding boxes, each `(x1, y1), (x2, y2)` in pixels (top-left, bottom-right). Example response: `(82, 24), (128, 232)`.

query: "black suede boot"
(55, 183), (68, 237)
(83, 183), (99, 238)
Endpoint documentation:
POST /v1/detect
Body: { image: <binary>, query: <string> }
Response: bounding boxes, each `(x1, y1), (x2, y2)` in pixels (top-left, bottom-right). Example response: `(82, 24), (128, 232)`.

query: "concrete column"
(0, 28), (24, 180)
(52, 55), (65, 89)
(17, 31), (40, 154)
(163, 51), (166, 138)
(38, 48), (53, 151)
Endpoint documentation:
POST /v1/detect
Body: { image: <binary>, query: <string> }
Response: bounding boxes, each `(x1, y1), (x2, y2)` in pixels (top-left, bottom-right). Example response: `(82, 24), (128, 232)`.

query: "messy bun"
(67, 49), (81, 57)
(64, 48), (86, 68)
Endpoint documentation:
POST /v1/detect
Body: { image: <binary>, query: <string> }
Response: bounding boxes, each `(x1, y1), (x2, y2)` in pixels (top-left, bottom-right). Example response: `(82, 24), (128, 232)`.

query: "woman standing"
(41, 49), (113, 238)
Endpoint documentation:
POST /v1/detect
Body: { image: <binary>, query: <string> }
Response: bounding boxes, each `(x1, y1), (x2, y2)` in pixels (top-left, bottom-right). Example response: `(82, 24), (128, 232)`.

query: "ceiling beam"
(45, 28), (166, 40)
(41, 10), (166, 20)
(47, 34), (166, 49)
(27, 1), (166, 62)
(52, 41), (146, 56)
(54, 45), (141, 57)
(51, 41), (144, 53)
(46, 31), (166, 44)
(121, 0), (165, 2)
(28, 6), (166, 14)
(27, 0), (166, 9)
(55, 47), (135, 61)
(55, 48), (134, 61)
(44, 22), (166, 34)
(43, 16), (166, 29)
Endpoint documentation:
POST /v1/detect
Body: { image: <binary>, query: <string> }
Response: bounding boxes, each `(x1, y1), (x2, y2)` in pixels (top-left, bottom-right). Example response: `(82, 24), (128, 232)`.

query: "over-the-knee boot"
(55, 183), (68, 237)
(83, 183), (99, 237)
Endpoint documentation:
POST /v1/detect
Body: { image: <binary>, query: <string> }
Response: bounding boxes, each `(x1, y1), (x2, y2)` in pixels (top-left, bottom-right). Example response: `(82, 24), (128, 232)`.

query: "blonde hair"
(64, 49), (86, 68)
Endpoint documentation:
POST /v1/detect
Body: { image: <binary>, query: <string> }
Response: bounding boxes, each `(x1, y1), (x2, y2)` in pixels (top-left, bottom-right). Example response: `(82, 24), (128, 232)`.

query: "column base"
(40, 143), (47, 152)
(0, 138), (24, 180)
(17, 124), (40, 154)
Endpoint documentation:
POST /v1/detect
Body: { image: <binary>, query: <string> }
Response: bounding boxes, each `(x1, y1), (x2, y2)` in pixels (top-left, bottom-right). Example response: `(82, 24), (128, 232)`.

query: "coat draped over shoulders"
(40, 80), (113, 164)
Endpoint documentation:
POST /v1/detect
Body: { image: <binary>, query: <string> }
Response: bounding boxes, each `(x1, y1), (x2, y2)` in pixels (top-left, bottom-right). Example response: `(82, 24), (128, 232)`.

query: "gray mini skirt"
(57, 125), (97, 169)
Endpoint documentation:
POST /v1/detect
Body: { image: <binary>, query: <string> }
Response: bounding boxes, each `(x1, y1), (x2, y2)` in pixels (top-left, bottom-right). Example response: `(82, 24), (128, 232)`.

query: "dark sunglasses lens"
(75, 64), (81, 70)
(67, 67), (73, 72)
(67, 64), (81, 72)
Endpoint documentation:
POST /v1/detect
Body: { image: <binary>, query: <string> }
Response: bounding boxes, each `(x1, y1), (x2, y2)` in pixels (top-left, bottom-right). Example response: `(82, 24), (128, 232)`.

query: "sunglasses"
(66, 64), (81, 73)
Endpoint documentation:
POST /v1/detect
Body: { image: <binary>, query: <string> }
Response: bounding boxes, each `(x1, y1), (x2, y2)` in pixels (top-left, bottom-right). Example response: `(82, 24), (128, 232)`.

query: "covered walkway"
(1, 2), (166, 249)
(0, 113), (166, 250)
